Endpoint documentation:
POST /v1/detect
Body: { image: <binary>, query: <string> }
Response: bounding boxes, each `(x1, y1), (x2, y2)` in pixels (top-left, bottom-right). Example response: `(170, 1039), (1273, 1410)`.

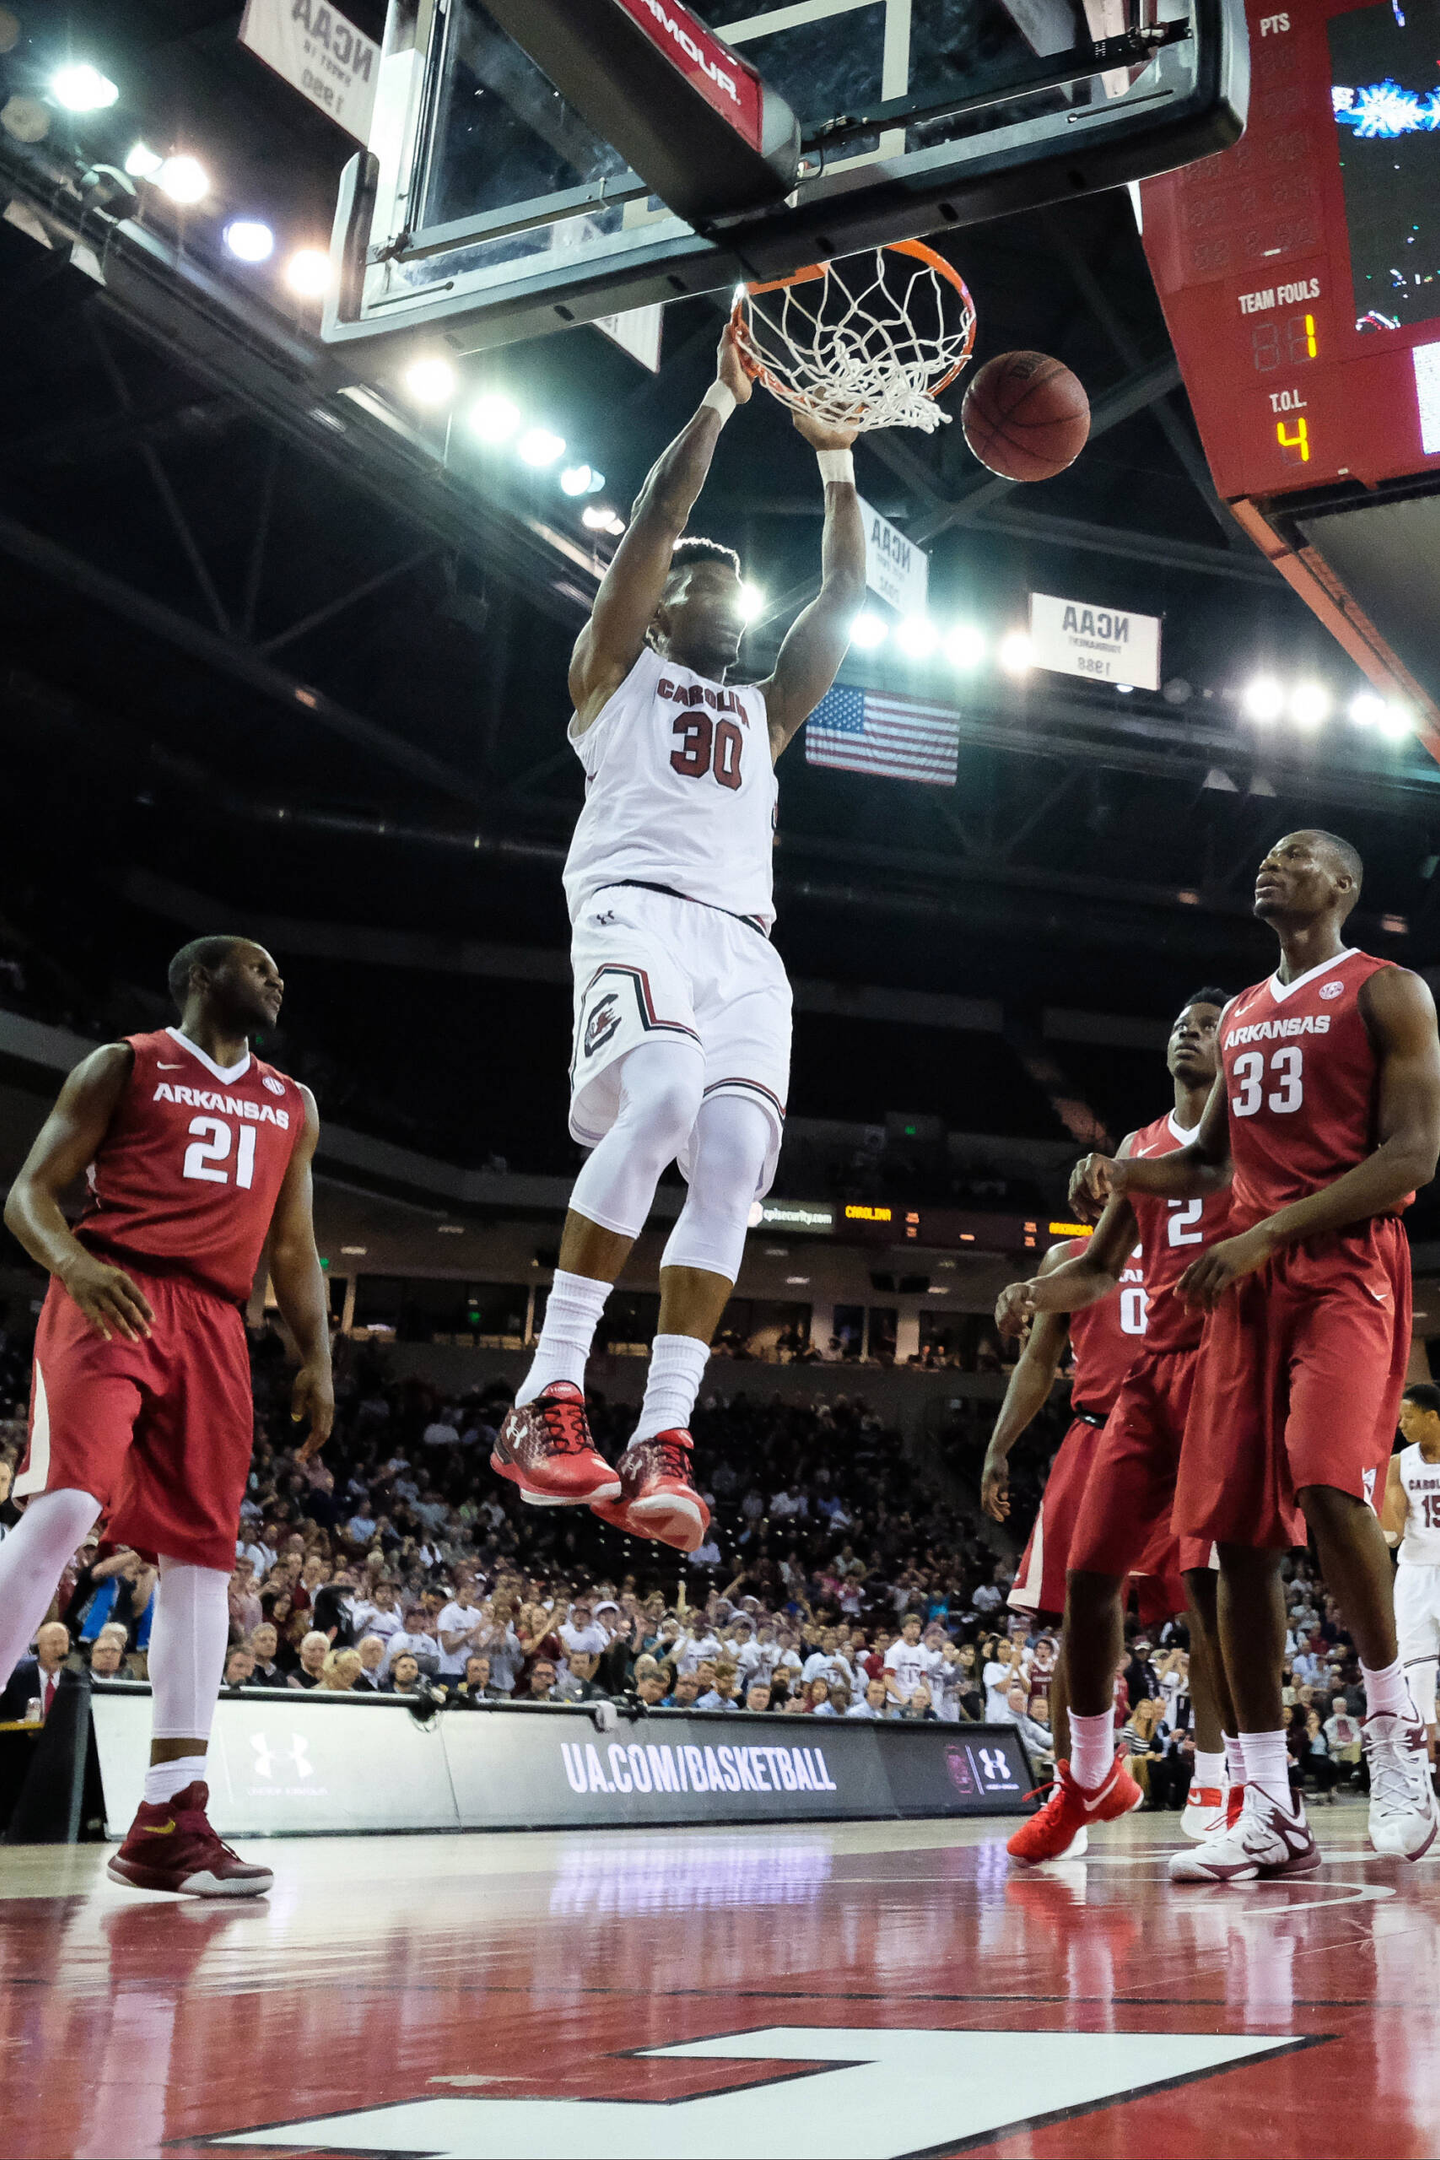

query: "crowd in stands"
(0, 1315), (1382, 1811)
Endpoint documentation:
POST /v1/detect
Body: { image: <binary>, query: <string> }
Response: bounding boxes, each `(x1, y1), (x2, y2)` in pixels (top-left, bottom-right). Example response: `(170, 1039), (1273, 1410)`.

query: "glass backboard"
(324, 0), (1246, 352)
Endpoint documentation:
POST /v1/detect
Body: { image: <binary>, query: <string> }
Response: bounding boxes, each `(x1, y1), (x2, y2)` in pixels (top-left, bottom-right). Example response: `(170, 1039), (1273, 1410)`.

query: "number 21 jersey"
(1220, 948), (1409, 1231)
(75, 1027), (304, 1303)
(563, 646), (778, 932)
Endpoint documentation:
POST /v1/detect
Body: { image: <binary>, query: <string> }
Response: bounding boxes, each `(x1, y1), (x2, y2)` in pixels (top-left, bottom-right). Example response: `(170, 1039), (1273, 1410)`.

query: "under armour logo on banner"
(250, 1731), (314, 1781)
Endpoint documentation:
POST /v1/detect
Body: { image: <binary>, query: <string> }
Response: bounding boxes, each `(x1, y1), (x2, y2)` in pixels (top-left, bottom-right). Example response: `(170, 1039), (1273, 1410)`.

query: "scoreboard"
(1140, 0), (1440, 737)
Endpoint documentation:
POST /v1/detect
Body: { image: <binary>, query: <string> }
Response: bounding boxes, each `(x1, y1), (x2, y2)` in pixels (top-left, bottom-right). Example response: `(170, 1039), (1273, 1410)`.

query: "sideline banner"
(89, 1688), (1033, 1837)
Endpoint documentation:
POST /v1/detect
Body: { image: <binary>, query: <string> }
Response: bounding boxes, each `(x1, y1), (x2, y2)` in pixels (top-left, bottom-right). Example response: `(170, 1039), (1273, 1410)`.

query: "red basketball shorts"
(1068, 1347), (1213, 1586)
(1008, 1414), (1103, 1619)
(16, 1266), (254, 1571)
(1174, 1216), (1412, 1551)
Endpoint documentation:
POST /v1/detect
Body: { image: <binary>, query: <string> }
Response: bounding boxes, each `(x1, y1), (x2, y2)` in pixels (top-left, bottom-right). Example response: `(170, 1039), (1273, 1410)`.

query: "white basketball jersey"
(563, 645), (778, 931)
(1398, 1443), (1440, 1566)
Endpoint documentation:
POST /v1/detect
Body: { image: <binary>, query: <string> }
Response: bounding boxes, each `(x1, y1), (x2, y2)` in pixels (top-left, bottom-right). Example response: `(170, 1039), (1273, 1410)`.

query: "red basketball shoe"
(1006, 1753), (1145, 1866)
(590, 1429), (710, 1553)
(107, 1783), (273, 1898)
(491, 1383), (621, 1507)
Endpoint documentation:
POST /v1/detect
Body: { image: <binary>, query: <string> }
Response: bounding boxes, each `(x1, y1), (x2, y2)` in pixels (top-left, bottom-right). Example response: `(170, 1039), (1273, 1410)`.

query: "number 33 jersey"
(1123, 1109), (1232, 1354)
(1219, 948), (1409, 1232)
(75, 1027), (304, 1303)
(563, 646), (778, 932)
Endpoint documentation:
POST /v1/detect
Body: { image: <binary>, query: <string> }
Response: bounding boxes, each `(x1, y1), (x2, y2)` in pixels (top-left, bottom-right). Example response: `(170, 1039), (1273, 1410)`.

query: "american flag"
(805, 684), (960, 787)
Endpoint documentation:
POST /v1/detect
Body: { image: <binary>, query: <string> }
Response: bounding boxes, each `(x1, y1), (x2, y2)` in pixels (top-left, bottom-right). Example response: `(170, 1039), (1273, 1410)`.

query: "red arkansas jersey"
(1220, 949), (1403, 1231)
(75, 1028), (305, 1303)
(1067, 1237), (1146, 1419)
(1124, 1108), (1232, 1354)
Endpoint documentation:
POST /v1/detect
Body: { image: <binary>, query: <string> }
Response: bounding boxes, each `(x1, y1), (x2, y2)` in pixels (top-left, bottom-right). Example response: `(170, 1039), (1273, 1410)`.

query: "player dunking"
(0, 938), (333, 1895)
(1383, 1382), (1440, 1766)
(492, 326), (864, 1550)
(1074, 832), (1440, 1878)
(994, 992), (1238, 1862)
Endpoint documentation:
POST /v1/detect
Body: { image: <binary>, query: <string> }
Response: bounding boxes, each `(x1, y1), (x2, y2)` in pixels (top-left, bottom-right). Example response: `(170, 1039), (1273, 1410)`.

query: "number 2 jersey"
(1123, 1107), (1232, 1353)
(1219, 948), (1408, 1231)
(75, 1027), (304, 1303)
(563, 645), (778, 932)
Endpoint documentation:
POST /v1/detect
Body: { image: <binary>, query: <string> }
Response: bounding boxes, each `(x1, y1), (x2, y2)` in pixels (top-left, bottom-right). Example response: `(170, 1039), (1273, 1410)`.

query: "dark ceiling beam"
(0, 508), (485, 806)
(1042, 211), (1246, 548)
(906, 354), (1186, 544)
(0, 138), (594, 635)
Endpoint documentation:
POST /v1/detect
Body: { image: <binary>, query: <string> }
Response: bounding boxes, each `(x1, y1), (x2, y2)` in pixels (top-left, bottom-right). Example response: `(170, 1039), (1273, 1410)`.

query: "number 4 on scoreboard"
(1276, 415), (1310, 464)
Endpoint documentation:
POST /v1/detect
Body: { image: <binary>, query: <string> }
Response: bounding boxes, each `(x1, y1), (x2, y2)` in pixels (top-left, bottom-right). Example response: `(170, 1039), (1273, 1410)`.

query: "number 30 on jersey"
(1231, 1045), (1303, 1116)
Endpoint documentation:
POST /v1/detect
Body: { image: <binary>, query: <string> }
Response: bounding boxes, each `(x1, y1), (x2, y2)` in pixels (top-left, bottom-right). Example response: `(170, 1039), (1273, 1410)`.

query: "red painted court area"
(5, 1812), (1438, 2160)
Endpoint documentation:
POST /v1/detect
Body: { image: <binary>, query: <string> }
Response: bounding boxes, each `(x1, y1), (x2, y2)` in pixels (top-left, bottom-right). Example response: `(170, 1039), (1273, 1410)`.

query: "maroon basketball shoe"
(491, 1382), (621, 1507)
(590, 1429), (711, 1553)
(107, 1783), (273, 1898)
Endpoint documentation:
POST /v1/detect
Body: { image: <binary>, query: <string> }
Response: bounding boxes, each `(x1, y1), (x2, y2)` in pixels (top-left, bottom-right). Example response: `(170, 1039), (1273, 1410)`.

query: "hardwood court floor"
(3, 1804), (1438, 2159)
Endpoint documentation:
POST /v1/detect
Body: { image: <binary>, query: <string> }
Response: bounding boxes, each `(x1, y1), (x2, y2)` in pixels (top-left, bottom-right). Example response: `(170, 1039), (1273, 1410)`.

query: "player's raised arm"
(760, 410), (867, 760)
(3, 1044), (155, 1342)
(995, 1175), (1141, 1342)
(569, 327), (752, 727)
(1069, 1071), (1231, 1221)
(266, 1085), (334, 1460)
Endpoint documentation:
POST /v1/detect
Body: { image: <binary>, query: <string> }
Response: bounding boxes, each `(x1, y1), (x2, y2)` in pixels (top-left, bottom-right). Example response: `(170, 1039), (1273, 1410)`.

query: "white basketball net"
(732, 246), (976, 435)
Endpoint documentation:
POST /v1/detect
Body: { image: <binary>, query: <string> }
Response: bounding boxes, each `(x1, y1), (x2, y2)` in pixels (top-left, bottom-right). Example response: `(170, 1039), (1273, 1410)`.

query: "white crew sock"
(630, 1334), (709, 1448)
(143, 1753), (208, 1805)
(1193, 1749), (1225, 1791)
(1238, 1729), (1294, 1810)
(1361, 1655), (1412, 1719)
(1068, 1708), (1116, 1790)
(516, 1270), (611, 1405)
(1223, 1732), (1245, 1787)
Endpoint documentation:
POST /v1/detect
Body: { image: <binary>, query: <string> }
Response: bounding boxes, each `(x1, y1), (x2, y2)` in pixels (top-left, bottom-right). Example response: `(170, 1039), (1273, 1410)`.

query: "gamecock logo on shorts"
(584, 994), (622, 1059)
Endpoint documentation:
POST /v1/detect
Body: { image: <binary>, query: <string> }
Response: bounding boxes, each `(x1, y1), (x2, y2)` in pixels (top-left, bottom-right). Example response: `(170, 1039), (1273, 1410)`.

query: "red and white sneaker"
(491, 1383), (621, 1507)
(107, 1783), (273, 1898)
(1006, 1752), (1145, 1866)
(1169, 1784), (1319, 1882)
(1365, 1706), (1440, 1860)
(590, 1429), (710, 1553)
(1181, 1781), (1228, 1841)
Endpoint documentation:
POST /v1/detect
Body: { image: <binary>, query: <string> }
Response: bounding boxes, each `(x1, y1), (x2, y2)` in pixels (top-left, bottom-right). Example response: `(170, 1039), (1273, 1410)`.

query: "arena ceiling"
(5, 2), (1440, 1040)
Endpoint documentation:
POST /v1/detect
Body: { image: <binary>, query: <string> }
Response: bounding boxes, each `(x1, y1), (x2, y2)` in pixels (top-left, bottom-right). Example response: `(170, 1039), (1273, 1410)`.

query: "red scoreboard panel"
(1141, 0), (1440, 744)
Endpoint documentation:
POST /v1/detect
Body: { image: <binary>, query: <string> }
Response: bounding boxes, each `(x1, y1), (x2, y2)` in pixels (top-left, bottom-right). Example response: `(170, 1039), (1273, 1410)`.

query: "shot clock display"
(1140, 0), (1440, 502)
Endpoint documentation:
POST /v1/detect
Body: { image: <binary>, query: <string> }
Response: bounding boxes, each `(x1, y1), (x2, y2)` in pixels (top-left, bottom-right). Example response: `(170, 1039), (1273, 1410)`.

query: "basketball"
(961, 350), (1090, 481)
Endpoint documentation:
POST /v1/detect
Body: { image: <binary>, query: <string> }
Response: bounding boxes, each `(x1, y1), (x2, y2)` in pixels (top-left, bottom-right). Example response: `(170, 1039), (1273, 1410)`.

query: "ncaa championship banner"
(89, 1687), (1033, 1837)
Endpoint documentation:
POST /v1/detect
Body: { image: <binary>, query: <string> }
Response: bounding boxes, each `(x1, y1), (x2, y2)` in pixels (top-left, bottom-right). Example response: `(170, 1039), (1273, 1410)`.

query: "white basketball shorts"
(568, 883), (791, 1195)
(1395, 1563), (1440, 1660)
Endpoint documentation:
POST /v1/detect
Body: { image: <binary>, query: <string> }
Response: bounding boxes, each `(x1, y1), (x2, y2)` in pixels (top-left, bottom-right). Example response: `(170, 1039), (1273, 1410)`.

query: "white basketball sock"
(517, 1270), (611, 1405)
(1193, 1749), (1225, 1791)
(144, 1754), (208, 1805)
(630, 1334), (709, 1447)
(1068, 1708), (1115, 1791)
(1223, 1732), (1245, 1786)
(1361, 1655), (1412, 1719)
(148, 1559), (231, 1743)
(0, 1487), (102, 1688)
(1238, 1729), (1294, 1810)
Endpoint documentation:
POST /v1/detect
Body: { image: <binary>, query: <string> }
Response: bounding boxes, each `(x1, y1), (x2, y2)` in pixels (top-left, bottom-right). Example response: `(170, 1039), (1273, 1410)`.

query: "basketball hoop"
(729, 241), (976, 435)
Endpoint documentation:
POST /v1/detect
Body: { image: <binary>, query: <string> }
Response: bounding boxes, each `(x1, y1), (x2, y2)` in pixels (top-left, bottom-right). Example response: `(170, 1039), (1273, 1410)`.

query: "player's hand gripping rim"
(1177, 1223), (1278, 1311)
(291, 1362), (335, 1462)
(57, 1251), (154, 1343)
(1068, 1151), (1129, 1223)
